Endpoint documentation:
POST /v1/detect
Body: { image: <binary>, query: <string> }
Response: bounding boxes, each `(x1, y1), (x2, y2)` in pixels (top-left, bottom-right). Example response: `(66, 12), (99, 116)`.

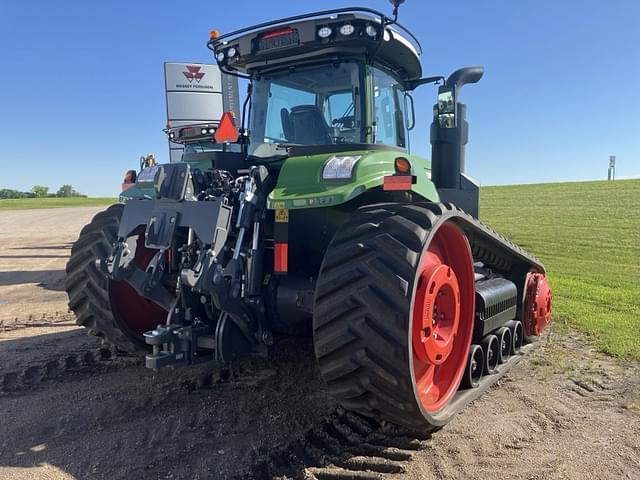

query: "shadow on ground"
(0, 255), (69, 259)
(0, 270), (66, 291)
(10, 244), (72, 251)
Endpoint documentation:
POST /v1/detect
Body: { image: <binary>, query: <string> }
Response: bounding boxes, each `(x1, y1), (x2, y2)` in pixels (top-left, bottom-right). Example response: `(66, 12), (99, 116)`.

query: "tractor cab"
(207, 8), (423, 158)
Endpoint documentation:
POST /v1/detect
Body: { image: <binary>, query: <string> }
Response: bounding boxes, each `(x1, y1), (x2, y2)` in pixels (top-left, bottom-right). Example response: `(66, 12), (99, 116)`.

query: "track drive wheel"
(313, 203), (475, 429)
(65, 204), (168, 353)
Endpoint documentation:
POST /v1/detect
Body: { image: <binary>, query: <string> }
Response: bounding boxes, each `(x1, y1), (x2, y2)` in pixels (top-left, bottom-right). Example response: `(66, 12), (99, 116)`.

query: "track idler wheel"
(506, 320), (524, 353)
(462, 344), (484, 389)
(481, 334), (499, 374)
(496, 327), (512, 364)
(524, 272), (552, 337)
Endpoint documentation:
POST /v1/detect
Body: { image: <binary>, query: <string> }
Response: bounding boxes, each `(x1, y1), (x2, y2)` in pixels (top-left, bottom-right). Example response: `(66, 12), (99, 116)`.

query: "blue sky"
(0, 0), (638, 196)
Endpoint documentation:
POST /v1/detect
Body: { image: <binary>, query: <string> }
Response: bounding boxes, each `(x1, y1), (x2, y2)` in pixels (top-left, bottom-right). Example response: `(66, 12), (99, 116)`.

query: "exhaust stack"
(430, 66), (484, 218)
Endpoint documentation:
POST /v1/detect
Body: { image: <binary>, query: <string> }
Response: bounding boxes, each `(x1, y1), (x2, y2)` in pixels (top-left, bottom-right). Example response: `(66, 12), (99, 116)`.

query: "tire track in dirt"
(9, 340), (432, 480)
(0, 311), (76, 333)
(0, 307), (139, 396)
(233, 407), (432, 480)
(0, 345), (136, 395)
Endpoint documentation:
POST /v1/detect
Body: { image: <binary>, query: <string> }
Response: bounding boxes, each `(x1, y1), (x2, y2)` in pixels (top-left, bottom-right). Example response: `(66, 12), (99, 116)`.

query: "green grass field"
(0, 197), (117, 210)
(481, 178), (640, 359)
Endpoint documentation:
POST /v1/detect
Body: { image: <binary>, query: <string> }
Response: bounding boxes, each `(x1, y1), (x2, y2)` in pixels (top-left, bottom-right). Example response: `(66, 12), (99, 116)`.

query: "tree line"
(0, 185), (87, 199)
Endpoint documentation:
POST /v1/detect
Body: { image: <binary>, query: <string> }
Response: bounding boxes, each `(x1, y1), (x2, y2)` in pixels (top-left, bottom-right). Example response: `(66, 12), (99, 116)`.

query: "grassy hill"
(481, 179), (640, 359)
(0, 197), (117, 210)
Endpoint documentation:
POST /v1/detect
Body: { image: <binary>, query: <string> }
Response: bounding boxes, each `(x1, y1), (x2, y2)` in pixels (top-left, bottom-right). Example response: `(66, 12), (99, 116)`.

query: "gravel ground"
(0, 206), (638, 480)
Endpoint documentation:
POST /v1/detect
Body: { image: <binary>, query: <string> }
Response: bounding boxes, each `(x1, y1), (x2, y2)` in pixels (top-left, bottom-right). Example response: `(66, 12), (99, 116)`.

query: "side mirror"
(436, 87), (456, 128)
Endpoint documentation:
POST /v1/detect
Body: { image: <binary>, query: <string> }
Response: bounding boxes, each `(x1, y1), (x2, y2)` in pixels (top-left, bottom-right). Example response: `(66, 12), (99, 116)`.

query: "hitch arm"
(101, 241), (174, 311)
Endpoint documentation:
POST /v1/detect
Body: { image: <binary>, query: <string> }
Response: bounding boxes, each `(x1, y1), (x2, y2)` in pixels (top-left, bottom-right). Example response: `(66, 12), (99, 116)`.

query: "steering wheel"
(332, 115), (355, 128)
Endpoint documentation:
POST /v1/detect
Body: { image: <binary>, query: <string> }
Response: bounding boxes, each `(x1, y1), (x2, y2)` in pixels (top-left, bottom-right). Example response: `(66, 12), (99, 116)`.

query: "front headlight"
(322, 155), (361, 180)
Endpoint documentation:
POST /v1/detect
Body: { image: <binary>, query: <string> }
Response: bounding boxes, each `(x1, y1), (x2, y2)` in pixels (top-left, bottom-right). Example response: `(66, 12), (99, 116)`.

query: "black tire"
(313, 203), (475, 430)
(481, 334), (500, 374)
(506, 320), (524, 353)
(461, 344), (484, 389)
(65, 204), (145, 353)
(496, 327), (512, 364)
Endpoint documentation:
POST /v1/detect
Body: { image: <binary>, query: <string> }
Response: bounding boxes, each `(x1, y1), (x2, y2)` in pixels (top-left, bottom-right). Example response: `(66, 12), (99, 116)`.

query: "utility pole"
(608, 155), (616, 181)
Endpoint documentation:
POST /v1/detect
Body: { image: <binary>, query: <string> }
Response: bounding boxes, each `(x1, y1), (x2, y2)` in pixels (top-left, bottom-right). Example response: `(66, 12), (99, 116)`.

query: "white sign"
(164, 62), (239, 161)
(166, 91), (223, 122)
(165, 63), (224, 122)
(165, 63), (222, 92)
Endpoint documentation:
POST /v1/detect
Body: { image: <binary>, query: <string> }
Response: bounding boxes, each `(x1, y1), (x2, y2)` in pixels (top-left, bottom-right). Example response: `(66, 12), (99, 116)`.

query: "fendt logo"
(183, 65), (205, 83)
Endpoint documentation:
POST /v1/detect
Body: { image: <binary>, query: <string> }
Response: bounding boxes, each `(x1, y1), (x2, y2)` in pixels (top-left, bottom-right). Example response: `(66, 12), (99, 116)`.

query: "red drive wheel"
(109, 234), (169, 342)
(523, 272), (552, 337)
(411, 222), (475, 413)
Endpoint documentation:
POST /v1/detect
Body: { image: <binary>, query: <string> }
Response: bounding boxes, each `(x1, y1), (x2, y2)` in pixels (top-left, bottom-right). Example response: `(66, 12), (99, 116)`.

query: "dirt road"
(1, 207), (638, 480)
(0, 206), (101, 326)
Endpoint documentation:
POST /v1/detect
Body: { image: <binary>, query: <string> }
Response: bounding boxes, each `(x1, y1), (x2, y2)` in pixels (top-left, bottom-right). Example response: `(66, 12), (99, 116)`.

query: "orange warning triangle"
(214, 112), (240, 143)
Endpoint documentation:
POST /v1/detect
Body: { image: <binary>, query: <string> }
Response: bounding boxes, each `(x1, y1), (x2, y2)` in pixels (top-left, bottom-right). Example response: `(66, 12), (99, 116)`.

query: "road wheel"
(65, 204), (167, 353)
(313, 203), (475, 429)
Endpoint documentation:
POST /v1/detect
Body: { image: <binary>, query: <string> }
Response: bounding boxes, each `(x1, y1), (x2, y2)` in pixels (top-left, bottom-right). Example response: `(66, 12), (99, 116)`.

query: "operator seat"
(288, 105), (332, 145)
(280, 108), (293, 142)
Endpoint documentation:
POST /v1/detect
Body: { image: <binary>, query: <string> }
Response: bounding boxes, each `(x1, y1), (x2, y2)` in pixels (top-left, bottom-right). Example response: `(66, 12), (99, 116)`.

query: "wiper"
(274, 142), (302, 149)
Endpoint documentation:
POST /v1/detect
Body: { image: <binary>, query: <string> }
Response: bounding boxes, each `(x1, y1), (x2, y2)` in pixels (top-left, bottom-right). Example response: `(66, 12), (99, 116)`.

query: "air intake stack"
(430, 66), (484, 218)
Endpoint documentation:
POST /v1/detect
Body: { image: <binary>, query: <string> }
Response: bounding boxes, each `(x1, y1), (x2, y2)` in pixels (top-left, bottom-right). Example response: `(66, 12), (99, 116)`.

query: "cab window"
(264, 83), (316, 141)
(372, 67), (406, 148)
(324, 90), (359, 143)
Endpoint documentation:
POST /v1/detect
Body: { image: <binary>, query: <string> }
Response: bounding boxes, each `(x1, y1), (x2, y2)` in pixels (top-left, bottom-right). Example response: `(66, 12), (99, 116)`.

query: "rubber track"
(64, 204), (144, 353)
(313, 202), (544, 430)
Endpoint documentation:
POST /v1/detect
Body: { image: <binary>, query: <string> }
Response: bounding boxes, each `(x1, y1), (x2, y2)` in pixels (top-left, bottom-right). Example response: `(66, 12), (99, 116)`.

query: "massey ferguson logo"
(183, 65), (205, 83)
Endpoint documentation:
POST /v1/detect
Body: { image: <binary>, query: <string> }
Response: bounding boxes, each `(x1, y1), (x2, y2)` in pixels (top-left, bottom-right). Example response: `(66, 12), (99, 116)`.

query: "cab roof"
(207, 8), (423, 82)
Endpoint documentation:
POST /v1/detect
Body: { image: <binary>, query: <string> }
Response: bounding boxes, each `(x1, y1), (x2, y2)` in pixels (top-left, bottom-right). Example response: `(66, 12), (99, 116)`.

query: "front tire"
(313, 203), (476, 429)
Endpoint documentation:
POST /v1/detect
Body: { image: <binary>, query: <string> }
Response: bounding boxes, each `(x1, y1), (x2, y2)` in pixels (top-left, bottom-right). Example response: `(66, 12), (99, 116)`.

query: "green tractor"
(65, 3), (552, 430)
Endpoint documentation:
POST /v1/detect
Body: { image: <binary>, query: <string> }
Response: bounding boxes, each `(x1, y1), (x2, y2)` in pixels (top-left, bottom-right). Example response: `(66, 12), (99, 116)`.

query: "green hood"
(268, 149), (439, 210)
